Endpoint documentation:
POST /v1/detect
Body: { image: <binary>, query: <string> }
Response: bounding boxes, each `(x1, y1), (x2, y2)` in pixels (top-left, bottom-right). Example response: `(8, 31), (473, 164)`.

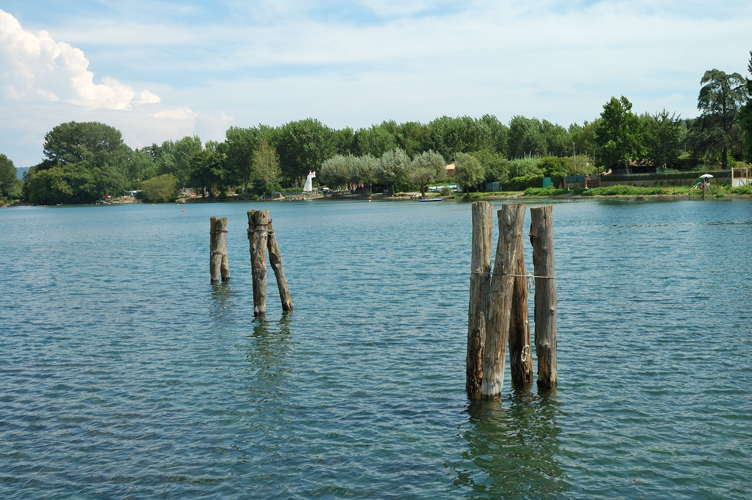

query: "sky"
(1, 0), (751, 168)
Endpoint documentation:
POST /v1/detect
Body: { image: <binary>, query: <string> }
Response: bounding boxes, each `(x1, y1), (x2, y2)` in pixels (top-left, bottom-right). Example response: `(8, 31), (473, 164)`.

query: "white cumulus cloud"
(0, 9), (160, 110)
(150, 107), (198, 121)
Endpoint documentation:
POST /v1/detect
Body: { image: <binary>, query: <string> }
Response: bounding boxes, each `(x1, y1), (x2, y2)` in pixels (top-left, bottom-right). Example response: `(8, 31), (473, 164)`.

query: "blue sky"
(1, 0), (751, 168)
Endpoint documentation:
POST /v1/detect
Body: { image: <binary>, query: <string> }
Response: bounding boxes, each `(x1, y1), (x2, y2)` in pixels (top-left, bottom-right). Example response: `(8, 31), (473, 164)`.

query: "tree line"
(2, 52), (750, 204)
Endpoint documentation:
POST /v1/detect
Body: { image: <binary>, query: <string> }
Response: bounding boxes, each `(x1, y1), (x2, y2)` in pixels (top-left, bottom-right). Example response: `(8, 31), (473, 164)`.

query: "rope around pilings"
(471, 271), (554, 291)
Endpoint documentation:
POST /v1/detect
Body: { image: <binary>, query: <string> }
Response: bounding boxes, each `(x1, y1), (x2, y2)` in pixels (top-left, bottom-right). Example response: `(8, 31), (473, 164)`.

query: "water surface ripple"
(1, 199), (751, 498)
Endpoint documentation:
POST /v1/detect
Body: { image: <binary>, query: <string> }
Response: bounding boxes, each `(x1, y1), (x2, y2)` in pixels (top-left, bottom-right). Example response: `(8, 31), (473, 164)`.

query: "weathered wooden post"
(509, 249), (533, 384)
(529, 205), (557, 388)
(247, 210), (270, 317)
(482, 203), (526, 400)
(467, 201), (493, 399)
(209, 217), (230, 283)
(267, 219), (293, 312)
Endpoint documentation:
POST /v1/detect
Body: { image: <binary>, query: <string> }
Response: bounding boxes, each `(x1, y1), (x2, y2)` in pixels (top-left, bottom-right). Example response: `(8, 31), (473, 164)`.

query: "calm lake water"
(1, 198), (751, 499)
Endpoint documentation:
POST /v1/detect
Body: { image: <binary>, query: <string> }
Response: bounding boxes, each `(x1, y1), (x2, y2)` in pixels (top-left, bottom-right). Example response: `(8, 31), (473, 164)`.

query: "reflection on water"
(209, 281), (235, 318)
(456, 386), (568, 498)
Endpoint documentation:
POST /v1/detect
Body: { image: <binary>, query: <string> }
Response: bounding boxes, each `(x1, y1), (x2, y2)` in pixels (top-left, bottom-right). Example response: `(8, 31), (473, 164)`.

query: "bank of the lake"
(1, 199), (751, 499)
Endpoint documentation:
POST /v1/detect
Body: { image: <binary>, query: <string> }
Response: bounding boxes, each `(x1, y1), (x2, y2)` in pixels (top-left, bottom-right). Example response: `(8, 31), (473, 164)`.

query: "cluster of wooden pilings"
(208, 210), (293, 318)
(466, 202), (557, 400)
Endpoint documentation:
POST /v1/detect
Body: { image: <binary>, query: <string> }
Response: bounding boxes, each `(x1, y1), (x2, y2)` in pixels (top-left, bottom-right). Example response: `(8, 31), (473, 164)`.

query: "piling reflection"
(244, 316), (294, 398)
(456, 385), (569, 498)
(209, 281), (235, 318)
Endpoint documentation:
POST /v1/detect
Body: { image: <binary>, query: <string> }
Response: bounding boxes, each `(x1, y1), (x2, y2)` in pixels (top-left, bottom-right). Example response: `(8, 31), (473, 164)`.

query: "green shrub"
(583, 185), (670, 196)
(140, 174), (179, 203)
(524, 187), (567, 197)
(504, 175), (544, 191)
(729, 185), (752, 195)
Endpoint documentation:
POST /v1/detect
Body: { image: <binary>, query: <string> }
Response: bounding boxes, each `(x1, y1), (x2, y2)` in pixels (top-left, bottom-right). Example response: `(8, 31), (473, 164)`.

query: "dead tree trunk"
(210, 217), (230, 283)
(509, 249), (533, 384)
(247, 210), (270, 317)
(467, 201), (493, 399)
(529, 205), (557, 389)
(481, 203), (526, 400)
(267, 220), (293, 312)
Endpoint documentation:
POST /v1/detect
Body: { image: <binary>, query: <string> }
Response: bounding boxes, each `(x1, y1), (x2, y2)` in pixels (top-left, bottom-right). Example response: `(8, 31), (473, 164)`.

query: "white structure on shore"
(303, 171), (316, 193)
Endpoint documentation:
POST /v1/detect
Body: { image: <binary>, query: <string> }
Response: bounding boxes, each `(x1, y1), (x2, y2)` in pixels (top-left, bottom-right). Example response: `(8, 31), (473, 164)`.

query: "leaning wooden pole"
(266, 220), (293, 312)
(529, 205), (557, 388)
(467, 201), (493, 399)
(247, 210), (270, 317)
(210, 216), (230, 283)
(509, 248), (533, 384)
(481, 203), (526, 400)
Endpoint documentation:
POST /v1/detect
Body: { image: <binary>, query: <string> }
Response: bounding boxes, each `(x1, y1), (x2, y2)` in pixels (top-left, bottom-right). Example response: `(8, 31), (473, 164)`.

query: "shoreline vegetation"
(2, 53), (752, 207)
(5, 183), (751, 208)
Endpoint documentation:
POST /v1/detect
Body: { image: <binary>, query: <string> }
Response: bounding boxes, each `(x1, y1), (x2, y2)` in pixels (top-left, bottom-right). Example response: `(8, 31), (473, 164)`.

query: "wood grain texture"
(530, 205), (557, 388)
(481, 203), (526, 400)
(467, 201), (493, 399)
(267, 221), (293, 312)
(509, 247), (533, 384)
(210, 217), (230, 283)
(247, 210), (269, 317)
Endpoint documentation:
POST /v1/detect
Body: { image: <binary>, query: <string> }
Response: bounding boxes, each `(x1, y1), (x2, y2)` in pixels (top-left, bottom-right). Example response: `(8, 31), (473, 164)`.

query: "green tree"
(0, 154), (20, 201)
(454, 152), (485, 192)
(470, 149), (509, 184)
(172, 136), (202, 186)
(41, 121), (130, 170)
(376, 148), (411, 193)
(352, 154), (378, 191)
(695, 69), (748, 167)
(410, 150), (445, 197)
(569, 120), (600, 158)
(140, 174), (179, 202)
(508, 116), (546, 159)
(735, 51), (752, 161)
(277, 118), (336, 186)
(25, 121), (131, 203)
(189, 146), (227, 198)
(252, 139), (281, 194)
(319, 154), (354, 189)
(641, 110), (682, 168)
(595, 96), (641, 172)
(354, 124), (398, 158)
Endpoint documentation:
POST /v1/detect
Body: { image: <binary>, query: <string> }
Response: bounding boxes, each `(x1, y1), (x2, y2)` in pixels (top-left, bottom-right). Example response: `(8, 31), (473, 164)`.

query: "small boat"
(419, 197), (442, 202)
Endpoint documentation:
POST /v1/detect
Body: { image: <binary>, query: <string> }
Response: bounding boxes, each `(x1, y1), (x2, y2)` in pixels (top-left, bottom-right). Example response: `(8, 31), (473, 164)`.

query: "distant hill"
(16, 167), (30, 180)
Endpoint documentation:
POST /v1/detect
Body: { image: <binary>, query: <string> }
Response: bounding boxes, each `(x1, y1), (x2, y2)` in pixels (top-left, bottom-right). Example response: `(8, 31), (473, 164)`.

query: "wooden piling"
(509, 249), (533, 384)
(482, 203), (526, 400)
(247, 210), (270, 317)
(467, 201), (493, 399)
(266, 220), (293, 312)
(529, 205), (557, 389)
(210, 216), (230, 283)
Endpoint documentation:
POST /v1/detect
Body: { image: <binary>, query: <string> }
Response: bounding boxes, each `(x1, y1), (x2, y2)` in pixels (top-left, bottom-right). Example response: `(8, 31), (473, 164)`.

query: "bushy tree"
(140, 174), (179, 202)
(188, 145), (227, 197)
(470, 149), (509, 184)
(172, 136), (202, 186)
(25, 121), (131, 203)
(508, 116), (546, 159)
(695, 68), (749, 167)
(454, 152), (484, 192)
(738, 51), (752, 160)
(277, 118), (336, 186)
(410, 150), (445, 197)
(569, 120), (600, 158)
(595, 96), (641, 171)
(0, 154), (20, 201)
(641, 110), (682, 168)
(376, 148), (411, 193)
(252, 139), (281, 194)
(319, 154), (354, 189)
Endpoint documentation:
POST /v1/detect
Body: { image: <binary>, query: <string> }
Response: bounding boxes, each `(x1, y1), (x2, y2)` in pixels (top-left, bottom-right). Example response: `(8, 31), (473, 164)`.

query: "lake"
(1, 198), (751, 499)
